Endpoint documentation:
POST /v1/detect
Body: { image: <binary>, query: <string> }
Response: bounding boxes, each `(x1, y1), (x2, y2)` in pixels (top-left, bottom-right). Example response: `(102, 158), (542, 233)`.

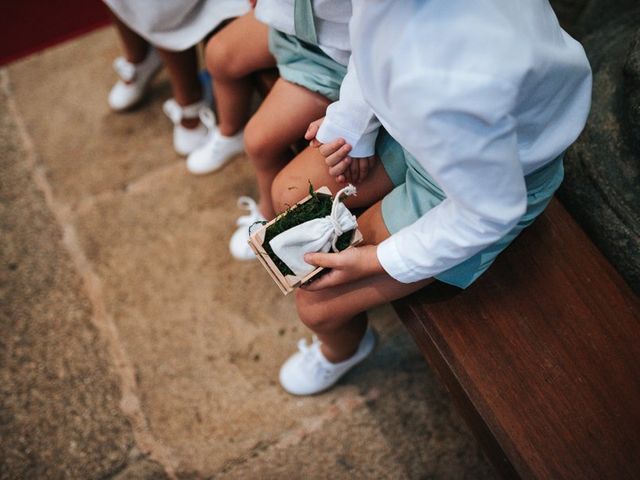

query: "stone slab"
(0, 71), (134, 480)
(5, 26), (497, 479)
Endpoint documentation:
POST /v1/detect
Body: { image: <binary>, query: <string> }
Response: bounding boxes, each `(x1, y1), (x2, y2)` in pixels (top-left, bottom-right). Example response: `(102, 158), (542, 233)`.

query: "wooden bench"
(393, 198), (640, 479)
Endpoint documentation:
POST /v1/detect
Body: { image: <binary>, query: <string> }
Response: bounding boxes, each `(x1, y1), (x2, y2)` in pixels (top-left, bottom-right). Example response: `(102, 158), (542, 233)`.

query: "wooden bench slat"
(393, 199), (640, 479)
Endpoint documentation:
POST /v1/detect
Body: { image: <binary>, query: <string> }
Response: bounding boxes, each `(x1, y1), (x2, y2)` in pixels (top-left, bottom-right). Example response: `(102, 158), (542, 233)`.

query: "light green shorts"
(377, 131), (565, 289)
(268, 28), (347, 102)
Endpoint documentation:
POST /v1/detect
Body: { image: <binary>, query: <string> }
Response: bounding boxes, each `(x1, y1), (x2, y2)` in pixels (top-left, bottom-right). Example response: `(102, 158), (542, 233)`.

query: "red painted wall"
(0, 0), (111, 66)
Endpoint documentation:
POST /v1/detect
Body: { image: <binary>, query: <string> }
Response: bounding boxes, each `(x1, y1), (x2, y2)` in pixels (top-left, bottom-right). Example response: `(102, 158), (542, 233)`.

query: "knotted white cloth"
(270, 185), (357, 277)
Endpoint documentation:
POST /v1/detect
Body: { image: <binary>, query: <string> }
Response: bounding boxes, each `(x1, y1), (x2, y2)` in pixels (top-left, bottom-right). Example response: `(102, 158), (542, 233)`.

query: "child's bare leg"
(271, 145), (395, 214)
(156, 47), (202, 128)
(206, 11), (274, 136)
(109, 11), (149, 64)
(296, 202), (433, 362)
(271, 145), (409, 361)
(244, 80), (332, 219)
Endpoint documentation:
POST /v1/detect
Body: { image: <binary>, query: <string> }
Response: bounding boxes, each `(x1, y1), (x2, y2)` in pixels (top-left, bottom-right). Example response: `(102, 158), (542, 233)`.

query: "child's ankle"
(257, 202), (274, 221)
(218, 124), (242, 137)
(320, 343), (358, 364)
(181, 117), (201, 129)
(124, 45), (149, 65)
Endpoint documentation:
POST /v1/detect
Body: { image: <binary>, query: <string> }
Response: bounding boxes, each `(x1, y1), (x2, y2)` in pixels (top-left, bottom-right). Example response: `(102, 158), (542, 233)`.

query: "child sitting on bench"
(271, 0), (592, 396)
(187, 0), (380, 261)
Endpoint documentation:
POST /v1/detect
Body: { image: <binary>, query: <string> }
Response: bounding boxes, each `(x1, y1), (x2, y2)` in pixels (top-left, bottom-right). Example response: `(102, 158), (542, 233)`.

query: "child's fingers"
(302, 269), (349, 291)
(304, 252), (343, 269)
(349, 157), (360, 184)
(324, 144), (351, 167)
(335, 174), (346, 184)
(358, 158), (369, 183)
(304, 117), (324, 141)
(304, 128), (317, 141)
(329, 157), (351, 177)
(319, 139), (346, 158)
(309, 138), (322, 148)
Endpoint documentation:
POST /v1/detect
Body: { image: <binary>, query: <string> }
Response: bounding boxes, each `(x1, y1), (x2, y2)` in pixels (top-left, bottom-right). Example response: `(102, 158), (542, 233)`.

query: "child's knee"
(271, 171), (303, 214)
(244, 117), (273, 162)
(205, 37), (239, 80)
(295, 290), (333, 333)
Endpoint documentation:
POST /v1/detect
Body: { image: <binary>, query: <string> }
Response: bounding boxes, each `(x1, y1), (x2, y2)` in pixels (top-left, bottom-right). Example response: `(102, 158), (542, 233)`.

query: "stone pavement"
(0, 28), (496, 479)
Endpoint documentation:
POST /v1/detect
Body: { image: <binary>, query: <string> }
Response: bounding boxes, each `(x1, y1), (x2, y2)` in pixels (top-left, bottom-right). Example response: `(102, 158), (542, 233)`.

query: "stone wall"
(551, 0), (640, 293)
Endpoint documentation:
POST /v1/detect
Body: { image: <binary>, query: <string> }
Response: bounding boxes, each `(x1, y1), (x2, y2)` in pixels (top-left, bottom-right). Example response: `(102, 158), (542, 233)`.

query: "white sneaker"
(229, 196), (265, 260)
(186, 118), (244, 175)
(279, 327), (377, 396)
(108, 48), (162, 111)
(162, 98), (210, 156)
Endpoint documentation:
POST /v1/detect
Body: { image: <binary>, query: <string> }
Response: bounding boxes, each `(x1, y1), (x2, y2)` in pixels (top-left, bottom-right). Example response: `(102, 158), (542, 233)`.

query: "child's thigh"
(206, 11), (274, 77)
(357, 201), (393, 246)
(297, 273), (432, 328)
(245, 79), (331, 157)
(271, 145), (394, 214)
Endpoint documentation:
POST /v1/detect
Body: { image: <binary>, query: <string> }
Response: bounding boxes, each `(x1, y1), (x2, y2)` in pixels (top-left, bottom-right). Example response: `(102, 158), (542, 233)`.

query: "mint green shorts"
(377, 131), (565, 289)
(268, 28), (347, 102)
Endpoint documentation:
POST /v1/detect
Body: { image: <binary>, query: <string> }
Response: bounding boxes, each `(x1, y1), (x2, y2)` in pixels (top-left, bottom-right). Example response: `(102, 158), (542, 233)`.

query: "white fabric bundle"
(270, 185), (358, 277)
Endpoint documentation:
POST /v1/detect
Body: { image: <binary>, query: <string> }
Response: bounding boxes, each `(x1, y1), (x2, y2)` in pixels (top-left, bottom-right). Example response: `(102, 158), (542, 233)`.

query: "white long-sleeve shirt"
(317, 56), (381, 157)
(319, 0), (592, 284)
(255, 0), (352, 65)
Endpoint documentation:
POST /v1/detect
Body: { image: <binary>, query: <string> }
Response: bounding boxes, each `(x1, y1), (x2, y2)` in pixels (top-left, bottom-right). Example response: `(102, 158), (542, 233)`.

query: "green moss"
(259, 186), (354, 276)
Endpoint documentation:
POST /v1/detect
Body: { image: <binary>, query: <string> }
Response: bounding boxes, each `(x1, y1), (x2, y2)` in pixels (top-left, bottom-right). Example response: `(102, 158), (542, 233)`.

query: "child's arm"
(307, 57), (382, 184)
(305, 71), (526, 290)
(316, 57), (380, 156)
(374, 70), (527, 284)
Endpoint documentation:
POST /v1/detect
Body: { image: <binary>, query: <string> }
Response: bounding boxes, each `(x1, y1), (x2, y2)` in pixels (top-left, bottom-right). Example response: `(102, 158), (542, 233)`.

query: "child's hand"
(318, 139), (378, 185)
(305, 117), (325, 147)
(344, 155), (378, 185)
(305, 116), (378, 184)
(305, 118), (355, 183)
(319, 138), (353, 182)
(301, 245), (385, 290)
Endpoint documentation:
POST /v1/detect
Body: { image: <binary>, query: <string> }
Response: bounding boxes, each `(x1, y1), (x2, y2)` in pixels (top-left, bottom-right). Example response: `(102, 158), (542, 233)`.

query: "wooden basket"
(248, 186), (363, 295)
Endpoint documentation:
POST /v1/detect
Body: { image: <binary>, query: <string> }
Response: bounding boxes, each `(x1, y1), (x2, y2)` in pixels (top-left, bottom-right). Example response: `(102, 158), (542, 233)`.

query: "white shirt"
(104, 0), (250, 51)
(255, 0), (352, 65)
(318, 0), (592, 284)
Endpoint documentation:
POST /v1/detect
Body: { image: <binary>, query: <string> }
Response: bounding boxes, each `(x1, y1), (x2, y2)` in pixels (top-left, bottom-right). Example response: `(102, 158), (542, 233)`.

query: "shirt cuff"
(376, 236), (418, 284)
(316, 118), (378, 158)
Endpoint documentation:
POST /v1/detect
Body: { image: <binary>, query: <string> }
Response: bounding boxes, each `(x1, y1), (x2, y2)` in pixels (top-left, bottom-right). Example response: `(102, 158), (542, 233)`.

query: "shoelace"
(113, 56), (136, 82)
(297, 337), (332, 380)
